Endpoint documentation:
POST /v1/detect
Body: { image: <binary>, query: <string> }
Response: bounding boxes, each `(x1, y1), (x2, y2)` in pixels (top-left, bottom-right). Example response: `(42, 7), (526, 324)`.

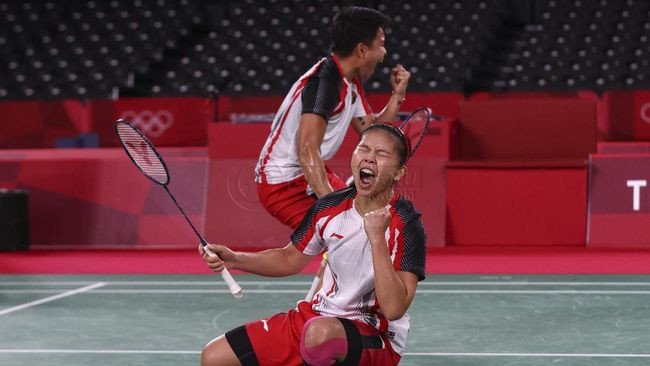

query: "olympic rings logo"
(640, 103), (650, 125)
(120, 110), (174, 137)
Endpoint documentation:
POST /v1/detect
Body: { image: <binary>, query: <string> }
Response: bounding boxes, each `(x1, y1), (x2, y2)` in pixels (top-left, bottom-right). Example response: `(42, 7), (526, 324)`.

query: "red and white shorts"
(257, 168), (347, 229)
(225, 301), (401, 366)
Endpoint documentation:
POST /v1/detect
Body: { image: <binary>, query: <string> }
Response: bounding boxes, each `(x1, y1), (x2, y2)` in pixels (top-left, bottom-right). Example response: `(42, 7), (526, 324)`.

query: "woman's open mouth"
(359, 167), (376, 187)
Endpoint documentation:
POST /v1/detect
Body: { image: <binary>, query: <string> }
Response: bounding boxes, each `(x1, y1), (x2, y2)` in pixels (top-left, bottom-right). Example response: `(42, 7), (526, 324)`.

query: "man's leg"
(257, 177), (315, 230)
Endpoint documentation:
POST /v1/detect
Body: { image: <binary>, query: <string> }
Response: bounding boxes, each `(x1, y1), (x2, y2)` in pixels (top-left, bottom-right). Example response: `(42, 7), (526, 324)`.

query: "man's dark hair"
(331, 6), (391, 57)
(361, 123), (408, 165)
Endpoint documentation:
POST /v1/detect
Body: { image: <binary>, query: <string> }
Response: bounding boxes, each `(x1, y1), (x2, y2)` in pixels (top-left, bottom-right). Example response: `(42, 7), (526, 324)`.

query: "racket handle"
(204, 246), (244, 299)
(220, 268), (244, 299)
(305, 255), (328, 301)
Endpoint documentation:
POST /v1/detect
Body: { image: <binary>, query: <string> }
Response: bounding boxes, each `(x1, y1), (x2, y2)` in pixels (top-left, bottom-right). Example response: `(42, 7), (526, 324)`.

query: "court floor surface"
(2, 274), (650, 366)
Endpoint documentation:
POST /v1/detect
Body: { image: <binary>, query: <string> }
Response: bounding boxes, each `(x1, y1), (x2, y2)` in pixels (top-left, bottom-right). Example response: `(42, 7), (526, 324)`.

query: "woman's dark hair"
(331, 6), (391, 57)
(361, 123), (408, 165)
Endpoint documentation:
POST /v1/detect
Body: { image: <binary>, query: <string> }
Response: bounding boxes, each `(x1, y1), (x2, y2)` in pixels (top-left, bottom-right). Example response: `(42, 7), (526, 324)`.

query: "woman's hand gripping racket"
(114, 119), (243, 299)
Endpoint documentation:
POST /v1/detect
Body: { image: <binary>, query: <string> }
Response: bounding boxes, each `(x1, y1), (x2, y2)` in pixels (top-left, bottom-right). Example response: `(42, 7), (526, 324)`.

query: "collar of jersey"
(330, 53), (356, 86)
(352, 190), (401, 219)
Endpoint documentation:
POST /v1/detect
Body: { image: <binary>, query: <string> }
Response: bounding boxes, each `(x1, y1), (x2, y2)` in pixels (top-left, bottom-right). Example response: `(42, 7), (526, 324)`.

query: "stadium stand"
(1, 0), (647, 99)
(1, 0), (646, 99)
(470, 0), (650, 91)
(0, 0), (517, 99)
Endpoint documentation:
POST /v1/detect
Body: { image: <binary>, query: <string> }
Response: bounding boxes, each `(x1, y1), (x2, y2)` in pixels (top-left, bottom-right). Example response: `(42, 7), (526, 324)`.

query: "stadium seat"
(0, 0), (648, 99)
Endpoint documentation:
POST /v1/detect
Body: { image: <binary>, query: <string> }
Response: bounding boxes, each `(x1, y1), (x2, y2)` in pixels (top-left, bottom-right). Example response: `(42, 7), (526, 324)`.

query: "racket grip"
(204, 246), (244, 299)
(220, 268), (244, 299)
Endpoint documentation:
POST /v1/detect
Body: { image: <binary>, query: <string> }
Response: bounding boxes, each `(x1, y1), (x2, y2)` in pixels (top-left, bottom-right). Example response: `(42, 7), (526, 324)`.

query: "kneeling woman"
(199, 123), (426, 366)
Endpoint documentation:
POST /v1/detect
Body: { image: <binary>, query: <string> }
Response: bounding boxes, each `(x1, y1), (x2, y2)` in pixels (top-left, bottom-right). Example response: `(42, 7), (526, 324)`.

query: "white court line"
(84, 289), (650, 295)
(0, 281), (313, 286)
(0, 282), (106, 316)
(92, 289), (309, 294)
(6, 289), (650, 295)
(406, 352), (650, 358)
(0, 349), (198, 354)
(417, 290), (650, 295)
(1, 349), (650, 358)
(4, 280), (650, 286)
(420, 281), (650, 286)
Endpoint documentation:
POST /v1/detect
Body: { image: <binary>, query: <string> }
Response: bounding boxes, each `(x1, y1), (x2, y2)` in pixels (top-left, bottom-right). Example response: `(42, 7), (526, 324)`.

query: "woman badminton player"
(199, 120), (427, 366)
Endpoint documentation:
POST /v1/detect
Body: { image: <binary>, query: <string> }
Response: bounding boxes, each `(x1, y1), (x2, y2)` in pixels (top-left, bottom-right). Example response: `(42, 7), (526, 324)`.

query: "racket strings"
(116, 124), (169, 184)
(399, 108), (431, 161)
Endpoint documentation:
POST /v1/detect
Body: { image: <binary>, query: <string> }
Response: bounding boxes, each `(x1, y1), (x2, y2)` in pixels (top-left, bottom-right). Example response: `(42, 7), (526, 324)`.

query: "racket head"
(399, 107), (432, 162)
(114, 119), (170, 186)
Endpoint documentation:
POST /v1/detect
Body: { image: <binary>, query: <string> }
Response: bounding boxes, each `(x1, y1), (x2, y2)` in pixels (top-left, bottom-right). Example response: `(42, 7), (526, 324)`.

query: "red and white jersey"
(291, 187), (427, 355)
(255, 55), (373, 184)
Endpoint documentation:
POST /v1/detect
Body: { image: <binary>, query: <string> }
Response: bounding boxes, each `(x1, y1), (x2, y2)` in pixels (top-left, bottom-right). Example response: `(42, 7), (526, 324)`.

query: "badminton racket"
(114, 119), (243, 299)
(399, 107), (434, 162)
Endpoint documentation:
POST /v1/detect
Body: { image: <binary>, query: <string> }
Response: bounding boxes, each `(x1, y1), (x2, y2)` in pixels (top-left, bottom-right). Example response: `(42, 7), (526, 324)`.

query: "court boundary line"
(6, 289), (650, 295)
(79, 289), (650, 295)
(5, 280), (650, 286)
(0, 282), (106, 316)
(407, 352), (650, 358)
(0, 349), (198, 354)
(2, 349), (650, 358)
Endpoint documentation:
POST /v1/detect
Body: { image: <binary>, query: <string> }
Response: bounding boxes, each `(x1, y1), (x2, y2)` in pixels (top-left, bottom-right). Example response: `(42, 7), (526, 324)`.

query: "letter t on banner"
(627, 179), (647, 211)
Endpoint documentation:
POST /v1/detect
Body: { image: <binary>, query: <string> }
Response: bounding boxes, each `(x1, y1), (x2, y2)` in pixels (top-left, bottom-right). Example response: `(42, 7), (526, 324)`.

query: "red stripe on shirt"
(329, 54), (348, 116)
(325, 281), (336, 297)
(352, 78), (373, 115)
(318, 212), (337, 239)
(331, 81), (348, 116)
(370, 301), (389, 333)
(294, 199), (352, 253)
(393, 224), (406, 272)
(258, 80), (308, 183)
(388, 194), (406, 271)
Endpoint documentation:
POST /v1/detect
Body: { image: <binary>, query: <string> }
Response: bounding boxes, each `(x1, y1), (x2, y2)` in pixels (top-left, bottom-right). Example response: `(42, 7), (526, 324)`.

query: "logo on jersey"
(330, 232), (344, 239)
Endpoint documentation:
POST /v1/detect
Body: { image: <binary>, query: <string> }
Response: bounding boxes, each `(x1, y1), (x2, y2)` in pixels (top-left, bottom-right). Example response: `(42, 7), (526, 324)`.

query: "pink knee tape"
(301, 338), (348, 366)
(300, 317), (348, 366)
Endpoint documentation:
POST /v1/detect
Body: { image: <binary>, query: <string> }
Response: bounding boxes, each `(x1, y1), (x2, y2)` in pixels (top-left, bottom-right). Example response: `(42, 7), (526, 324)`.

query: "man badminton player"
(255, 6), (411, 229)
(199, 123), (426, 366)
